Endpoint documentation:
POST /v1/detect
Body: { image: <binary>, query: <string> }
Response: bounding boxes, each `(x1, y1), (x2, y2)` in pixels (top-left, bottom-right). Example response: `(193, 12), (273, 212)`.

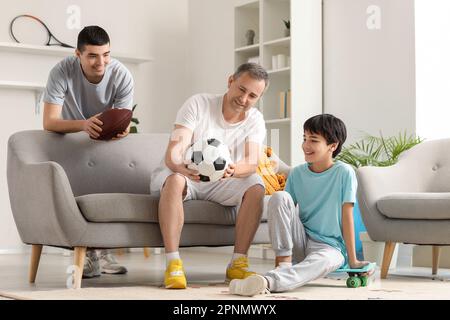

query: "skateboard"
(334, 262), (376, 288)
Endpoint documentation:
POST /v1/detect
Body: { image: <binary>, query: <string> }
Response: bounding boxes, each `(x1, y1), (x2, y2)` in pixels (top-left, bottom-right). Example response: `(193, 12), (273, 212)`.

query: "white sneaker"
(99, 251), (128, 274)
(229, 274), (270, 297)
(83, 250), (101, 278)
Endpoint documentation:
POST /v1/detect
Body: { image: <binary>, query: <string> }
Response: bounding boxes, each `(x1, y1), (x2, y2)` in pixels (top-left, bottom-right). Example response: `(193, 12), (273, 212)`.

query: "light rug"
(1, 274), (449, 300)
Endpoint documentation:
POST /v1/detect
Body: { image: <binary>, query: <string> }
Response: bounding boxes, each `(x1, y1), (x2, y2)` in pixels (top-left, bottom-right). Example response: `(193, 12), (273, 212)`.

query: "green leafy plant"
(336, 131), (424, 169)
(283, 19), (290, 29)
(130, 104), (140, 133)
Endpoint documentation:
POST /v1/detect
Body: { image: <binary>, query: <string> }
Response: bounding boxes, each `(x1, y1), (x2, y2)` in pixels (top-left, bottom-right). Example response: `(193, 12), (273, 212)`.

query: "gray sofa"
(357, 138), (450, 279)
(7, 130), (289, 288)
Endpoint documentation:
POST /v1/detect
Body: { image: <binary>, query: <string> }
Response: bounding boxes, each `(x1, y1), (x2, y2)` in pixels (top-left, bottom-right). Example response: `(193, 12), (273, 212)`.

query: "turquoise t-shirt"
(285, 160), (357, 265)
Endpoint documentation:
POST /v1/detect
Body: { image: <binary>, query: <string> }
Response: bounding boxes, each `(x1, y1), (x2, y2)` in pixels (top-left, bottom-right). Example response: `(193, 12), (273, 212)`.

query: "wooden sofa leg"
(143, 248), (151, 258)
(432, 246), (441, 275)
(381, 242), (397, 279)
(73, 247), (87, 289)
(29, 244), (43, 283)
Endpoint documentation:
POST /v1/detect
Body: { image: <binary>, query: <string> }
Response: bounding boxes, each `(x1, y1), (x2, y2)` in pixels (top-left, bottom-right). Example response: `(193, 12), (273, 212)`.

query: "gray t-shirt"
(44, 56), (134, 120)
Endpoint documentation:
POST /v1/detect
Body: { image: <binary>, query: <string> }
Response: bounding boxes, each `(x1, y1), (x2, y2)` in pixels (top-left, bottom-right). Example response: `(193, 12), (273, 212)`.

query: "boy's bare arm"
(342, 203), (370, 268)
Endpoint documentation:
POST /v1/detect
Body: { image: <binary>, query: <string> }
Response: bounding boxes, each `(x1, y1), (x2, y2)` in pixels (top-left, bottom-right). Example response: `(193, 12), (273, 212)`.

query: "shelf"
(0, 81), (46, 114)
(268, 67), (291, 75)
(265, 118), (291, 125)
(0, 81), (46, 91)
(0, 42), (153, 64)
(234, 44), (259, 53)
(235, 0), (259, 10)
(234, 0), (322, 166)
(235, 0), (260, 49)
(263, 37), (291, 48)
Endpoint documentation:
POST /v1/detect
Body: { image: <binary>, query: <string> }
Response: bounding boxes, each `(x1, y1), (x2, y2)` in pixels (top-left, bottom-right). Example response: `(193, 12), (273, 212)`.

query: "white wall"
(323, 0), (416, 144)
(415, 0), (450, 140)
(187, 0), (234, 96)
(323, 0), (417, 267)
(0, 0), (189, 251)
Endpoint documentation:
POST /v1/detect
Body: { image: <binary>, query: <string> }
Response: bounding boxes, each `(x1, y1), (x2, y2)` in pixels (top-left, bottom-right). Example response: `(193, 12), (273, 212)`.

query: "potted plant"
(283, 19), (290, 37)
(336, 131), (424, 261)
(130, 104), (140, 133)
(336, 131), (424, 169)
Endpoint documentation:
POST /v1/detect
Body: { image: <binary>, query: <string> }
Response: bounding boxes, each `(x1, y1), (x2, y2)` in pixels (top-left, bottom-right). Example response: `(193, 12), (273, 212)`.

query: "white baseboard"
(0, 245), (68, 255)
(0, 244), (29, 255)
(182, 246), (233, 255)
(413, 245), (450, 268)
(183, 245), (274, 260)
(0, 245), (273, 258)
(0, 248), (28, 255)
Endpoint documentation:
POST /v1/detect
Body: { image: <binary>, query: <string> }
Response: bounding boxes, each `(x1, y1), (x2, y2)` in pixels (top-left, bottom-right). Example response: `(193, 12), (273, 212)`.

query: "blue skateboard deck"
(335, 262), (376, 274)
(334, 262), (376, 288)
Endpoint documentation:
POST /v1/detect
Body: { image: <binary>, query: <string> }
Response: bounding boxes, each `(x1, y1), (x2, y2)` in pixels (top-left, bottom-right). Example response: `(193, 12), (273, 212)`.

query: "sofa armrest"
(8, 160), (87, 247)
(356, 164), (413, 241)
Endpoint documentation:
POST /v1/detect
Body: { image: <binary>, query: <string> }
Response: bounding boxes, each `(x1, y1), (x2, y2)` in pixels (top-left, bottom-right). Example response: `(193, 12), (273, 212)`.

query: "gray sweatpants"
(265, 191), (345, 292)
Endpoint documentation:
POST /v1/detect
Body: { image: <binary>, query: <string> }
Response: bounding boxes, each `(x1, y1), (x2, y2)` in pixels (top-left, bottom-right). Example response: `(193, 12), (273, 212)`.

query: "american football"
(93, 108), (132, 140)
(184, 138), (232, 182)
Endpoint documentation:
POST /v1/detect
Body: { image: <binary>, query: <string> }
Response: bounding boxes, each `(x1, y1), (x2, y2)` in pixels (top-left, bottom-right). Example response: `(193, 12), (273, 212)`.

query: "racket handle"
(60, 43), (75, 48)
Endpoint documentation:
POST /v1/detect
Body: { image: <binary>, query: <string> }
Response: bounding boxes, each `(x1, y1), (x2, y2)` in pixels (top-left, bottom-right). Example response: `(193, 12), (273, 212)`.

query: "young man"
(43, 26), (134, 278)
(229, 114), (372, 296)
(150, 63), (268, 289)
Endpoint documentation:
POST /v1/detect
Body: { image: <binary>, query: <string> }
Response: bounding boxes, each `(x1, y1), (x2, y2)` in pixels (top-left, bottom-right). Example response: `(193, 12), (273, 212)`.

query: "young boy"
(229, 114), (371, 296)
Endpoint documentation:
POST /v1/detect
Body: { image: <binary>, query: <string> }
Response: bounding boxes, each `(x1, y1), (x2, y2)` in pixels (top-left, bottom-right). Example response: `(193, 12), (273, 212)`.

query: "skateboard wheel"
(359, 276), (368, 287)
(346, 277), (361, 288)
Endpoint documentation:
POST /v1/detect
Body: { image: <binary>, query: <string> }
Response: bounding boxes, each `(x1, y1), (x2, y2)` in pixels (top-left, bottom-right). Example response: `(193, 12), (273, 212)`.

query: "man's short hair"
(77, 26), (110, 52)
(233, 63), (269, 88)
(304, 114), (347, 158)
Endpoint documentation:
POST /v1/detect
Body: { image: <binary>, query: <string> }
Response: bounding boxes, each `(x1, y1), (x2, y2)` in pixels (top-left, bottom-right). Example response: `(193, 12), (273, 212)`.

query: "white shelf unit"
(267, 67), (290, 75)
(263, 37), (290, 47)
(0, 42), (154, 64)
(265, 117), (290, 125)
(234, 1), (260, 68)
(0, 81), (47, 114)
(234, 0), (322, 165)
(235, 43), (259, 53)
(0, 42), (154, 114)
(0, 81), (46, 91)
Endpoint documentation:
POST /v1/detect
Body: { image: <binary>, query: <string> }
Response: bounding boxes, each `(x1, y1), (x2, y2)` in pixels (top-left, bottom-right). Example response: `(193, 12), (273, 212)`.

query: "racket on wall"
(10, 14), (74, 48)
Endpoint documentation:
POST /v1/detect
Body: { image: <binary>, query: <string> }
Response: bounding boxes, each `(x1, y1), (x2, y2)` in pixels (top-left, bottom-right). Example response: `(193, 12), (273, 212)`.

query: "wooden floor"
(0, 248), (273, 292)
(0, 249), (449, 299)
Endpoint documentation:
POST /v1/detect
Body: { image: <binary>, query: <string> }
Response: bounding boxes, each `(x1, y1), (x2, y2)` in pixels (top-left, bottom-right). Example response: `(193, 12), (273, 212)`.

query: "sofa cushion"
(76, 193), (269, 225)
(377, 193), (450, 219)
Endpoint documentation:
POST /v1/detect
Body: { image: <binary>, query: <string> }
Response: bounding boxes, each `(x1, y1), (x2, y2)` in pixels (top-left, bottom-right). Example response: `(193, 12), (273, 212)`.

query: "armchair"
(356, 138), (450, 278)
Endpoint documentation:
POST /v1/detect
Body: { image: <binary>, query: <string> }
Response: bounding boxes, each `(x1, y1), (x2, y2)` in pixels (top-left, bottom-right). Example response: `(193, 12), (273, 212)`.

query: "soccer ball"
(184, 138), (232, 182)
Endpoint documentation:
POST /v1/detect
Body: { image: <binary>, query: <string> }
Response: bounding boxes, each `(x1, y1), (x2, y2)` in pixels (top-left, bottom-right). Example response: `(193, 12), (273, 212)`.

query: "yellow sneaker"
(164, 259), (187, 289)
(226, 256), (256, 282)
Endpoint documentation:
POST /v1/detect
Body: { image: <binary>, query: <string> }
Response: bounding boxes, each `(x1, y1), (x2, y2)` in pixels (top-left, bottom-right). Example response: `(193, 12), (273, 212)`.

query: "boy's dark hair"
(304, 114), (347, 158)
(233, 63), (269, 89)
(77, 26), (110, 52)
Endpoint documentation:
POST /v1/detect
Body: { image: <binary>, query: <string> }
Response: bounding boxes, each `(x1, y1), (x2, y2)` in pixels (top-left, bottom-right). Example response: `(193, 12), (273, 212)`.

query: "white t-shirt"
(150, 93), (266, 193)
(175, 93), (266, 162)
